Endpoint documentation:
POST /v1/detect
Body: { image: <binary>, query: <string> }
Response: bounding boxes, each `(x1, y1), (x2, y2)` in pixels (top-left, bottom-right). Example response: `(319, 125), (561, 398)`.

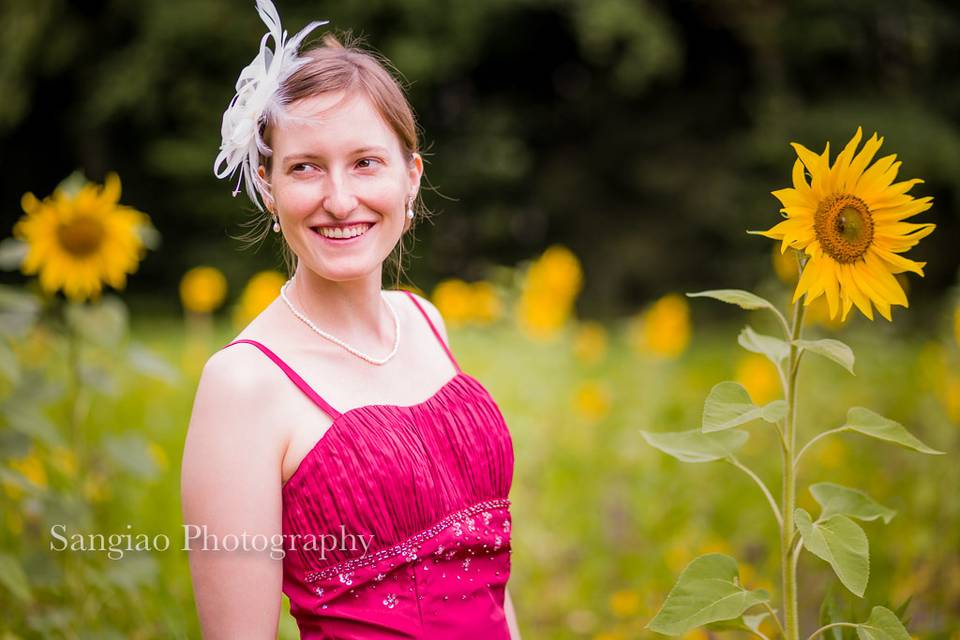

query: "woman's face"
(260, 90), (422, 283)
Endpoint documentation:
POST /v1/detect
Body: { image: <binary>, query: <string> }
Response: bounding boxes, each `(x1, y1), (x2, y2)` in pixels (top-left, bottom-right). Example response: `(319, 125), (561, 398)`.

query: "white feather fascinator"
(214, 0), (327, 211)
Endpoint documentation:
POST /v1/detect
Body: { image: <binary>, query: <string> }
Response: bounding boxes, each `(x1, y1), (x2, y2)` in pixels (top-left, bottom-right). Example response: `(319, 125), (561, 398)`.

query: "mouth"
(311, 222), (375, 243)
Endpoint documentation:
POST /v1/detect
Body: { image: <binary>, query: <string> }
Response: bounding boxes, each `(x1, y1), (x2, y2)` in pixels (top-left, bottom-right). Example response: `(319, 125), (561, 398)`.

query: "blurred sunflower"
(735, 353), (780, 405)
(432, 278), (474, 328)
(180, 266), (228, 314)
(13, 172), (153, 302)
(233, 270), (286, 328)
(572, 379), (612, 423)
(518, 245), (583, 340)
(628, 293), (691, 359)
(470, 281), (503, 325)
(573, 321), (608, 365)
(753, 127), (935, 322)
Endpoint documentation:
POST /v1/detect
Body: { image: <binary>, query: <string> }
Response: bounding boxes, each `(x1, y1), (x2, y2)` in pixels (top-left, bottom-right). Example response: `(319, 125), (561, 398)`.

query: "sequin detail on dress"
(220, 291), (514, 639)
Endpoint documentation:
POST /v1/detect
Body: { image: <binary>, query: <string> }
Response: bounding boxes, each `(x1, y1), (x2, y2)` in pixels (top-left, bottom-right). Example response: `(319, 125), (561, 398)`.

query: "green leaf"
(0, 553), (32, 603)
(810, 482), (896, 524)
(0, 284), (41, 339)
(0, 238), (29, 271)
(702, 382), (783, 431)
(640, 428), (748, 463)
(761, 400), (788, 423)
(65, 295), (129, 348)
(843, 407), (945, 455)
(687, 289), (779, 313)
(795, 508), (870, 597)
(739, 325), (790, 363)
(126, 342), (180, 384)
(856, 606), (911, 640)
(819, 582), (845, 640)
(3, 403), (63, 447)
(646, 553), (769, 635)
(103, 434), (160, 479)
(0, 338), (19, 384)
(704, 610), (773, 634)
(703, 382), (760, 432)
(892, 595), (912, 626)
(795, 338), (856, 375)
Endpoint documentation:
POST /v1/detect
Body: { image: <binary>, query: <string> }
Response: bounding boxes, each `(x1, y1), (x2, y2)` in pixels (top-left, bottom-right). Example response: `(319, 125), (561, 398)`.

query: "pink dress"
(221, 291), (515, 639)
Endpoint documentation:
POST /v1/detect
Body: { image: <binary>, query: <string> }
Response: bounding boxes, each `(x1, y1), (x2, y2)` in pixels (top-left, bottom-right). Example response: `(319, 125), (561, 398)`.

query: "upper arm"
(181, 348), (285, 639)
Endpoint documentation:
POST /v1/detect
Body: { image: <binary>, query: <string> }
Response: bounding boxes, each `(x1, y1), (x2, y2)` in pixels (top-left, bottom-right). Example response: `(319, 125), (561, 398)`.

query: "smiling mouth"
(312, 222), (374, 240)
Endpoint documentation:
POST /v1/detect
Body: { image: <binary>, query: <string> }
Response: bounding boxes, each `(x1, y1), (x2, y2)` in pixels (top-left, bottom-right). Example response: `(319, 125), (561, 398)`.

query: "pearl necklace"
(279, 278), (400, 365)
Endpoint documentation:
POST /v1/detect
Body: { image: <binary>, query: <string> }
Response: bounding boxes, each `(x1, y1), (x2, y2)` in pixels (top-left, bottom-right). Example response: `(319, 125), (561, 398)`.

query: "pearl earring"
(272, 215), (280, 233)
(406, 197), (415, 220)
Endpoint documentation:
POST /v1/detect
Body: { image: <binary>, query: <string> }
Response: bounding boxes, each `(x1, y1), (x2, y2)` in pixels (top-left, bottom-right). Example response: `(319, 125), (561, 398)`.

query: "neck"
(288, 266), (393, 350)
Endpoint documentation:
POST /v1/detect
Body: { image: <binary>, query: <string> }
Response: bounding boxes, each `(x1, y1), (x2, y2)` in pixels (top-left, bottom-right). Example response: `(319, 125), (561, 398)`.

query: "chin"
(301, 256), (386, 283)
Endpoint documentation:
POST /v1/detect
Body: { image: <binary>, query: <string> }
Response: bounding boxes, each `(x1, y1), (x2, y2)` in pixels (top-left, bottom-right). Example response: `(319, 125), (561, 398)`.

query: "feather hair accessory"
(213, 0), (327, 211)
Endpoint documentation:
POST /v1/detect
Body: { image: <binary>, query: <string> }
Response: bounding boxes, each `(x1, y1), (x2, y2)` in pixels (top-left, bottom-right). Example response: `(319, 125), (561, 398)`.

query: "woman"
(180, 2), (520, 638)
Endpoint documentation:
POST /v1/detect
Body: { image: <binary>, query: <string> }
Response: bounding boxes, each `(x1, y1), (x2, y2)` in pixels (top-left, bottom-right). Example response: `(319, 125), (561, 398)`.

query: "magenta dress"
(221, 291), (515, 639)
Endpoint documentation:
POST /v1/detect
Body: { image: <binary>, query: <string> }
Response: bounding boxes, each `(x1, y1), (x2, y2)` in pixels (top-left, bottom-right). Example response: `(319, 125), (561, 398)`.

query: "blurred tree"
(1, 0), (957, 319)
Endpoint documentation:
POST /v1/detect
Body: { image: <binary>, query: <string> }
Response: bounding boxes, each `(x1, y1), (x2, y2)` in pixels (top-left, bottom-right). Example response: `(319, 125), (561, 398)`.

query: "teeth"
(317, 223), (371, 239)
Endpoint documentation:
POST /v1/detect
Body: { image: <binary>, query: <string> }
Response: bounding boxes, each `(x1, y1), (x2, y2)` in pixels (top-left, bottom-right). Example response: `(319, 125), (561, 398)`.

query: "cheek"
(276, 183), (320, 218)
(360, 178), (407, 215)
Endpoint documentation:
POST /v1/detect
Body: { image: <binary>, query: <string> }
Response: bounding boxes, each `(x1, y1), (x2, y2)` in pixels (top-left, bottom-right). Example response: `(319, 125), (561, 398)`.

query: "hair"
(232, 31), (432, 288)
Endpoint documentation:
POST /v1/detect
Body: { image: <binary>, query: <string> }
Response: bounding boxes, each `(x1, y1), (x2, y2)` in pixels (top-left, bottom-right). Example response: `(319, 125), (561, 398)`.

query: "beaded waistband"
(304, 498), (511, 583)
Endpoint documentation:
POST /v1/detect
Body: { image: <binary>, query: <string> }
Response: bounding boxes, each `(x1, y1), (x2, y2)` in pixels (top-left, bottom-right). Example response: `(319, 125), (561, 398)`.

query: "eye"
(356, 157), (382, 170)
(290, 163), (316, 174)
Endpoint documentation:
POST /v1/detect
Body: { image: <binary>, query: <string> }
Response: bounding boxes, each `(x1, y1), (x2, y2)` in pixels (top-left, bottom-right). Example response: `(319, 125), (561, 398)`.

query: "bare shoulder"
(182, 342), (286, 483)
(387, 289), (448, 343)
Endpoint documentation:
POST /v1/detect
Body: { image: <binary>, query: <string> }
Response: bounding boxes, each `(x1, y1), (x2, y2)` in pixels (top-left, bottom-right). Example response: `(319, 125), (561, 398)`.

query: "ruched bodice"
(220, 291), (514, 639)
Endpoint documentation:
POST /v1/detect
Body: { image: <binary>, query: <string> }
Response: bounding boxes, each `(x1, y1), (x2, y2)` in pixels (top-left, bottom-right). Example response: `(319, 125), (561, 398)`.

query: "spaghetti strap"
(221, 339), (342, 420)
(401, 290), (462, 373)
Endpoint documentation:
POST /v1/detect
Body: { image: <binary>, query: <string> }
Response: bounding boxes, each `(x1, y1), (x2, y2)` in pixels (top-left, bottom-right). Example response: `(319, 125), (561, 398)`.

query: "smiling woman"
(181, 1), (520, 639)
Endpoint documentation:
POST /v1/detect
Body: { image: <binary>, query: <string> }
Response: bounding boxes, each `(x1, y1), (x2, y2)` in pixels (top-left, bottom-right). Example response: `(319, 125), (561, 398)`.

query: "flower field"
(1, 239), (957, 637)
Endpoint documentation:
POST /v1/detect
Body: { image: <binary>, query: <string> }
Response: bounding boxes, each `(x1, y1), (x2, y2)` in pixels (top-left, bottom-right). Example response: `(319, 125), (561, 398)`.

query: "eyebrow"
(282, 146), (390, 164)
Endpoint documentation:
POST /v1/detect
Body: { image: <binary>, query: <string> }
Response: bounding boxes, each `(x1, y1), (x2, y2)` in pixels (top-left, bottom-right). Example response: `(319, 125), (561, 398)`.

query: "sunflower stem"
(781, 291), (806, 640)
(64, 304), (88, 480)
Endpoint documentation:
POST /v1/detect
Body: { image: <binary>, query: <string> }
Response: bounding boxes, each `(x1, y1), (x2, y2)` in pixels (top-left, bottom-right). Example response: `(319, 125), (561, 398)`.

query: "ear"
(407, 153), (424, 200)
(256, 165), (275, 212)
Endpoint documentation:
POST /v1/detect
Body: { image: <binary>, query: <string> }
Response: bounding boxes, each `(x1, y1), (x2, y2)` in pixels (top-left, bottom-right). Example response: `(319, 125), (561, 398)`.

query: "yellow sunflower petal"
(840, 293), (854, 322)
(793, 255), (824, 304)
(872, 245), (926, 276)
(853, 268), (895, 321)
(772, 187), (811, 209)
(866, 178), (924, 209)
(839, 263), (874, 320)
(871, 197), (934, 223)
(844, 132), (883, 190)
(791, 142), (828, 194)
(854, 154), (898, 196)
(863, 252), (908, 307)
(827, 126), (863, 193)
(820, 259), (841, 320)
(101, 172), (122, 206)
(791, 158), (812, 195)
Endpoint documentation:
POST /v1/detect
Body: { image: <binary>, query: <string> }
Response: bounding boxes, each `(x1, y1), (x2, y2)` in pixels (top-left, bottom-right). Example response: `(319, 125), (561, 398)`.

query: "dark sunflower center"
(57, 215), (105, 257)
(813, 194), (874, 263)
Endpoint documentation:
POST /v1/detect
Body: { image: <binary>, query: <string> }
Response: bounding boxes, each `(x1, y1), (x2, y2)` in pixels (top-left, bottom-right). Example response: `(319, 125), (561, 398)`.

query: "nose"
(321, 171), (359, 219)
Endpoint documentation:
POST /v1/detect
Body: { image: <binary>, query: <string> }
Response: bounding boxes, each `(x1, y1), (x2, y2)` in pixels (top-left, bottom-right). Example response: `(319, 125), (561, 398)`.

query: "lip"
(313, 221), (378, 229)
(311, 222), (375, 245)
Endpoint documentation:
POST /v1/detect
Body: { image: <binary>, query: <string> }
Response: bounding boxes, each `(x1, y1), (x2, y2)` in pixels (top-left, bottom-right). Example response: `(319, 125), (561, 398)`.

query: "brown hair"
(233, 32), (430, 287)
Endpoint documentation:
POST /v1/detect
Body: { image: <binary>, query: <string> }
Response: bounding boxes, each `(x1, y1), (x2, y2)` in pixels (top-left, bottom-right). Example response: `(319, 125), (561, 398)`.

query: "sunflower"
(13, 172), (153, 302)
(753, 127), (935, 321)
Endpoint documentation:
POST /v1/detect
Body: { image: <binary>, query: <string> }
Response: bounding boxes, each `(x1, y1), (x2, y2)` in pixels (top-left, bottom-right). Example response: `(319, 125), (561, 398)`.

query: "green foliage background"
(1, 0), (957, 316)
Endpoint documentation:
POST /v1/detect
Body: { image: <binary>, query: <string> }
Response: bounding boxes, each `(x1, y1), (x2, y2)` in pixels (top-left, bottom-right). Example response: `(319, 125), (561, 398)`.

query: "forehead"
(271, 91), (400, 157)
